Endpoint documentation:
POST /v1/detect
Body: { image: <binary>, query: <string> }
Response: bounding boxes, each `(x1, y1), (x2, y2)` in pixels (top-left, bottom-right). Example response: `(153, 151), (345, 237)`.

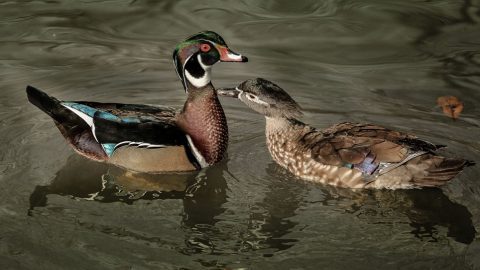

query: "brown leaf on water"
(436, 96), (464, 119)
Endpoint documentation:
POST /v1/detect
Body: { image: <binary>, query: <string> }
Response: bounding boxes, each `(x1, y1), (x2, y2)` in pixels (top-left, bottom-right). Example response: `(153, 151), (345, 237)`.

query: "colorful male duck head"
(173, 31), (248, 92)
(218, 78), (302, 119)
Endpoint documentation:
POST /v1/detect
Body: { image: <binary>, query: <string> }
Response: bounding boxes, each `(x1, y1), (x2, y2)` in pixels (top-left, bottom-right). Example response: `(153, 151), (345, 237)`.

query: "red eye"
(200, 43), (211, 52)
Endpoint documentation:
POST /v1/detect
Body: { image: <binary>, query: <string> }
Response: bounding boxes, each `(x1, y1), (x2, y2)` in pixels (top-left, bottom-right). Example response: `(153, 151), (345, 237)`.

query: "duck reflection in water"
(244, 162), (475, 255)
(28, 154), (228, 228)
(299, 173), (476, 245)
(241, 163), (304, 254)
(28, 154), (475, 257)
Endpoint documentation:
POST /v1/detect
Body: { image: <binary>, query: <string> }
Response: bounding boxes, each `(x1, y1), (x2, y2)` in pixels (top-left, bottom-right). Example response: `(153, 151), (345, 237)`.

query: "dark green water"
(1, 0), (480, 269)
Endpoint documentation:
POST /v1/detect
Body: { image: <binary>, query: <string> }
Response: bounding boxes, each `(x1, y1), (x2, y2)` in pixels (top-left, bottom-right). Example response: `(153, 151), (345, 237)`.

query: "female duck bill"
(216, 87), (242, 98)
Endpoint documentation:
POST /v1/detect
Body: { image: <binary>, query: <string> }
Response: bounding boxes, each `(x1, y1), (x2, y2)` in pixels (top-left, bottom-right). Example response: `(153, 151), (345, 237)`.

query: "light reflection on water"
(1, 0), (480, 269)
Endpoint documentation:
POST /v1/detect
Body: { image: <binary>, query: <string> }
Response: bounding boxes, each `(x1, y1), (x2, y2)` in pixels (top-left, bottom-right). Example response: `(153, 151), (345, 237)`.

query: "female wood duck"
(218, 78), (474, 189)
(27, 31), (248, 173)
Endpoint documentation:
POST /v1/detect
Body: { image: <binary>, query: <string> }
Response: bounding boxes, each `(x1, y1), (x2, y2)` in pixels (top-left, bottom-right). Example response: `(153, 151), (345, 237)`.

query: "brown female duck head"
(218, 78), (302, 119)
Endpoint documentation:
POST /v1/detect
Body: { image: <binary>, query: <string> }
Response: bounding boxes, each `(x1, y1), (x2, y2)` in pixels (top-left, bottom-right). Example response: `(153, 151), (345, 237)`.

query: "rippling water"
(1, 0), (480, 269)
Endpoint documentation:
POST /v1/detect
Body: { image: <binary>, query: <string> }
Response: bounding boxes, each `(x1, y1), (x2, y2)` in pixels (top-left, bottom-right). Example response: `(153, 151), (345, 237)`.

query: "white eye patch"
(243, 92), (269, 106)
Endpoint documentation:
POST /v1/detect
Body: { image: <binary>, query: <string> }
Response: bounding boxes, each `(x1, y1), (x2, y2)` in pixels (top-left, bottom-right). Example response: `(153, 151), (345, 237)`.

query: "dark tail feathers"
(26, 85), (61, 118)
(26, 85), (107, 161)
(417, 158), (473, 187)
(26, 85), (85, 127)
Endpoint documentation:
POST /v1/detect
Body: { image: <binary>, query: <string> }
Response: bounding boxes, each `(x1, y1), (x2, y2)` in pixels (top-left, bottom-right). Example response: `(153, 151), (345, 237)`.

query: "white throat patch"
(184, 54), (212, 89)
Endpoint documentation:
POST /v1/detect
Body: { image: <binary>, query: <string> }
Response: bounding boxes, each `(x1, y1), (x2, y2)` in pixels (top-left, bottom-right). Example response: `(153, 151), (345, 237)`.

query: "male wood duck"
(218, 78), (474, 189)
(27, 31), (248, 173)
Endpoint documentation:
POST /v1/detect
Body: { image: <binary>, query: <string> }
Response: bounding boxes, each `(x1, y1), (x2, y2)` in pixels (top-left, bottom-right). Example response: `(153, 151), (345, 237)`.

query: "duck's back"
(27, 85), (200, 172)
(266, 120), (472, 189)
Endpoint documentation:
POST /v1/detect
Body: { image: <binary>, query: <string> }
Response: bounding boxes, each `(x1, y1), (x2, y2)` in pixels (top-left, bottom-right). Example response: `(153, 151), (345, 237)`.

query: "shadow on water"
(265, 163), (476, 246)
(238, 163), (305, 255)
(27, 156), (476, 267)
(28, 154), (228, 229)
(399, 188), (476, 244)
(317, 182), (476, 245)
(227, 159), (474, 254)
(29, 154), (476, 258)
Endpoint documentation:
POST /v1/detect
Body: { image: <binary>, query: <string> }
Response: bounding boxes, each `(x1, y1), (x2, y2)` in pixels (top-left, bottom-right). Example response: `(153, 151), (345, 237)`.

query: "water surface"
(1, 0), (480, 269)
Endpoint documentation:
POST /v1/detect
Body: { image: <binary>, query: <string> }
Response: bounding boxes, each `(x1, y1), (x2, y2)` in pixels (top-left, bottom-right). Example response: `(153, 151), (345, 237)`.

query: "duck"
(26, 31), (248, 173)
(217, 78), (474, 189)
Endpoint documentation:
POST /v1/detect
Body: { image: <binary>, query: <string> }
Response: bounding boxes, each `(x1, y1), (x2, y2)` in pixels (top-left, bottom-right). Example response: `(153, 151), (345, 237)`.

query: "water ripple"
(1, 0), (480, 269)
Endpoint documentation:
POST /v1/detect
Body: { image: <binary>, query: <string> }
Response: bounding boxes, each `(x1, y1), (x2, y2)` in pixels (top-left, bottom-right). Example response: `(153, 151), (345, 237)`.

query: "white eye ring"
(244, 92), (269, 105)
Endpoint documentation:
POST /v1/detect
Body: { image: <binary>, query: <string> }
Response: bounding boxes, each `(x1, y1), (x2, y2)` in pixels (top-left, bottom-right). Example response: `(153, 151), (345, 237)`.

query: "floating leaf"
(436, 96), (463, 119)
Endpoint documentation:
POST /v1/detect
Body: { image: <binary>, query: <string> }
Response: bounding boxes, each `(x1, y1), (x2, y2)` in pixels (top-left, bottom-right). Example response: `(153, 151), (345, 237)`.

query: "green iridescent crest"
(174, 31), (227, 52)
(173, 31), (227, 91)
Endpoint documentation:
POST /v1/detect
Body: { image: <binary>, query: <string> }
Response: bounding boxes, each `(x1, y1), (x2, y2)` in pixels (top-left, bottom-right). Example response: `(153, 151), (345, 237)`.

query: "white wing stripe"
(62, 104), (99, 142)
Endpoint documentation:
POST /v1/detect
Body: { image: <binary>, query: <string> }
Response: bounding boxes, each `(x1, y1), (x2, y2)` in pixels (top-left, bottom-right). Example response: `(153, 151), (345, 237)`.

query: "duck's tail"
(26, 85), (107, 161)
(27, 85), (90, 127)
(27, 85), (62, 119)
(412, 155), (474, 187)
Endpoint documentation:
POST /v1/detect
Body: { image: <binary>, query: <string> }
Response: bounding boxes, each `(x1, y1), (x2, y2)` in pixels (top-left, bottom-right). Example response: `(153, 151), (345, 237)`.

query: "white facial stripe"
(184, 54), (212, 88)
(197, 39), (242, 61)
(186, 135), (209, 168)
(197, 54), (212, 71)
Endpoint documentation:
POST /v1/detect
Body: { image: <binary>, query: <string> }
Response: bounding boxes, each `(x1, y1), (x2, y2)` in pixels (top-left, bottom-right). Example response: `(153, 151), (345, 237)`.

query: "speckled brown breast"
(176, 86), (229, 166)
(265, 121), (365, 188)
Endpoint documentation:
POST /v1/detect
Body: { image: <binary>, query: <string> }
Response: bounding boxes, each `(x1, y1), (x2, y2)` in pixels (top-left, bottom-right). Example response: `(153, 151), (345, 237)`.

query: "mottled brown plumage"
(218, 78), (473, 189)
